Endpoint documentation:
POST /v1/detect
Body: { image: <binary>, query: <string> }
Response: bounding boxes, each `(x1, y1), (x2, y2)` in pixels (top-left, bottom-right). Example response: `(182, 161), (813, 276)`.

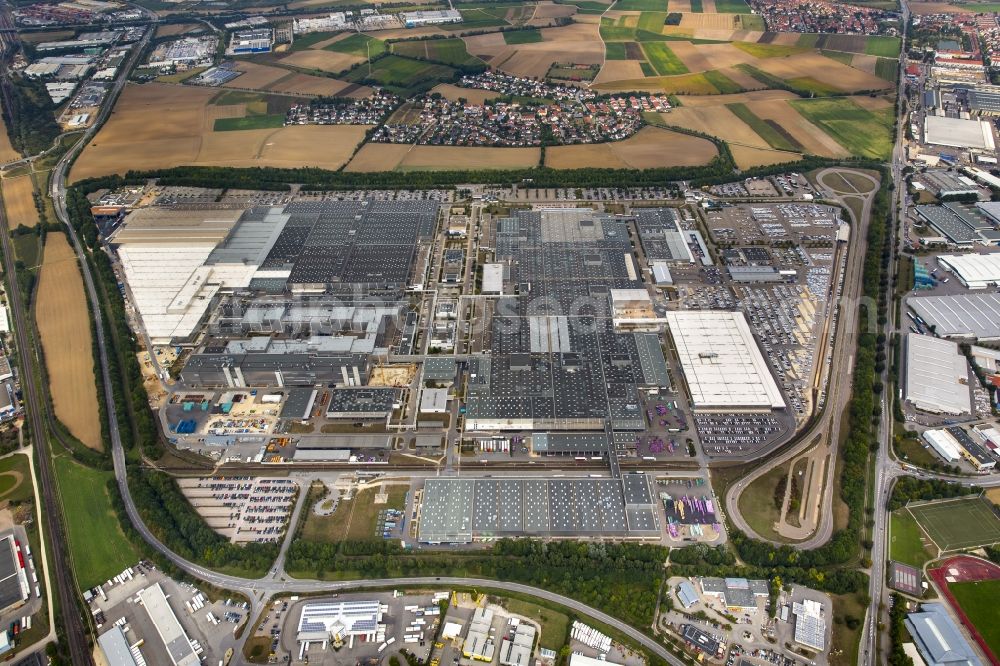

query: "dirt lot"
(35, 233), (102, 450)
(730, 143), (801, 169)
(545, 126), (717, 168)
(279, 49), (364, 75)
(71, 84), (370, 180)
(345, 143), (541, 170)
(1, 175), (38, 228)
(430, 83), (500, 103)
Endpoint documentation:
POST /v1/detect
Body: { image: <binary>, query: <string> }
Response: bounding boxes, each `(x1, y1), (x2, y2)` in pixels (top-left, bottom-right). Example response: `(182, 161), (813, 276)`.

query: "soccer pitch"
(907, 496), (1000, 552)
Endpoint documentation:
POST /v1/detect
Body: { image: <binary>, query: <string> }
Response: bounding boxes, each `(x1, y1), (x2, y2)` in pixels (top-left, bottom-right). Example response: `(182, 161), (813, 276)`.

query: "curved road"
(724, 167), (879, 550)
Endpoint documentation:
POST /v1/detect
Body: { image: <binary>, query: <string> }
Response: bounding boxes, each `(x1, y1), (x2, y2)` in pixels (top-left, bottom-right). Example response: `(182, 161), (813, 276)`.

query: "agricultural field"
(503, 28), (543, 43)
(466, 22), (603, 78)
(789, 97), (894, 160)
(725, 102), (801, 152)
(1, 175), (39, 229)
(36, 234), (102, 451)
(280, 48), (365, 74)
(344, 55), (457, 89)
(0, 114), (20, 163)
(545, 126), (717, 168)
(642, 42), (689, 75)
(71, 84), (370, 180)
(52, 454), (140, 589)
(327, 33), (386, 58)
(430, 83), (500, 103)
(392, 38), (484, 67)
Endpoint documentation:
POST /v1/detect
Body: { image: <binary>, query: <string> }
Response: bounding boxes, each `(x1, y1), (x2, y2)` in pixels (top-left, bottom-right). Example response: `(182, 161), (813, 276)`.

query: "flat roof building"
(698, 577), (769, 611)
(420, 387), (449, 413)
(138, 583), (200, 666)
(676, 581), (698, 609)
(482, 263), (504, 294)
(296, 599), (383, 646)
(946, 425), (996, 470)
(924, 115), (996, 150)
(889, 561), (923, 596)
(904, 333), (972, 415)
(665, 311), (784, 412)
(922, 429), (963, 463)
(463, 608), (496, 662)
(909, 293), (1000, 340)
(937, 253), (1000, 289)
(499, 622), (535, 666)
(326, 388), (398, 420)
(0, 535), (26, 612)
(401, 9), (462, 25)
(792, 599), (826, 652)
(906, 603), (983, 666)
(98, 626), (140, 666)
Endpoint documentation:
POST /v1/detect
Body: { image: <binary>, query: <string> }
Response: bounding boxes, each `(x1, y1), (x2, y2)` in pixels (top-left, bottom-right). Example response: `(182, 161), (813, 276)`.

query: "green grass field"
(503, 28), (543, 44)
(949, 579), (1000, 660)
(907, 496), (1000, 551)
(614, 0), (667, 9)
(864, 35), (901, 57)
(713, 0), (750, 11)
(641, 42), (688, 75)
(796, 33), (820, 48)
(640, 61), (657, 76)
(785, 76), (842, 96)
(451, 8), (509, 29)
(500, 598), (569, 651)
(737, 14), (766, 31)
(53, 455), (139, 589)
(964, 1), (1000, 9)
(290, 31), (339, 51)
(732, 41), (807, 58)
(689, 0), (703, 10)
(347, 55), (456, 87)
(726, 103), (802, 152)
(637, 11), (669, 32)
(326, 33), (386, 57)
(392, 38), (482, 66)
(889, 511), (934, 567)
(702, 69), (743, 93)
(0, 454), (33, 503)
(821, 49), (854, 65)
(560, 0), (613, 11)
(605, 42), (628, 59)
(300, 485), (407, 542)
(214, 115), (285, 131)
(600, 23), (636, 41)
(737, 464), (788, 541)
(875, 57), (898, 82)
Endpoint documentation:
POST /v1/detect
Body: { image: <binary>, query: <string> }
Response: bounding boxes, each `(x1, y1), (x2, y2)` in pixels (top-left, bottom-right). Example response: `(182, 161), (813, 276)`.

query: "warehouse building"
(0, 535), (26, 612)
(904, 333), (972, 415)
(792, 599), (826, 652)
(967, 83), (1000, 115)
(909, 293), (1000, 340)
(922, 429), (963, 462)
(227, 28), (272, 54)
(463, 608), (495, 661)
(400, 9), (462, 26)
(924, 115), (996, 150)
(937, 253), (1000, 289)
(697, 578), (769, 612)
(906, 603), (983, 666)
(676, 581), (698, 609)
(665, 310), (784, 412)
(499, 621), (535, 666)
(138, 583), (200, 666)
(915, 206), (987, 247)
(482, 263), (504, 294)
(181, 352), (369, 388)
(326, 388), (398, 421)
(946, 425), (996, 470)
(417, 474), (658, 543)
(296, 599), (384, 649)
(916, 171), (982, 199)
(98, 626), (140, 666)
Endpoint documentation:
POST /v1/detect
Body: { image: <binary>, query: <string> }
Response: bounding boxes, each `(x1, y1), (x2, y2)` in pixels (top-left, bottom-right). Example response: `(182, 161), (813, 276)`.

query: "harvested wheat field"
(675, 89), (796, 106)
(71, 84), (371, 179)
(909, 1), (974, 13)
(546, 126), (717, 169)
(755, 53), (890, 91)
(474, 22), (603, 78)
(430, 83), (500, 104)
(2, 175), (38, 228)
(718, 65), (768, 90)
(595, 60), (647, 84)
(222, 62), (289, 90)
(532, 1), (577, 18)
(35, 233), (102, 450)
(267, 71), (367, 97)
(346, 143), (540, 171)
(594, 72), (721, 94)
(671, 0), (693, 11)
(664, 106), (769, 148)
(308, 32), (355, 49)
(744, 99), (851, 157)
(463, 32), (508, 59)
(0, 113), (20, 164)
(730, 144), (800, 169)
(670, 41), (757, 72)
(851, 95), (894, 111)
(280, 49), (363, 75)
(850, 53), (879, 75)
(680, 13), (741, 30)
(155, 22), (200, 37)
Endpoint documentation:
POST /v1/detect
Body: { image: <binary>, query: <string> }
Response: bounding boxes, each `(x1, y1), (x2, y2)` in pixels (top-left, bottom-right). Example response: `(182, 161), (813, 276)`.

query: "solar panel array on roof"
(418, 476), (658, 542)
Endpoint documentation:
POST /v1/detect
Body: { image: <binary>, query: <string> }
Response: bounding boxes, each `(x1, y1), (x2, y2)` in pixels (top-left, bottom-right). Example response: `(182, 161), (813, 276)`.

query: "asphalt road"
(724, 167), (879, 550)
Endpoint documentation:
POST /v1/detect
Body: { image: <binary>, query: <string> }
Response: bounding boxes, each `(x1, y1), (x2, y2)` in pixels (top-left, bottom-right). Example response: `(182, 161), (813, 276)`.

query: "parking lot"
(176, 476), (298, 543)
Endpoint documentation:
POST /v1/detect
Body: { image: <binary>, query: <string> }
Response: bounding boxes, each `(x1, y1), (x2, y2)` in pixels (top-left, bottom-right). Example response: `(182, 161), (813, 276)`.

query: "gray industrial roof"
(280, 388), (317, 419)
(916, 205), (980, 245)
(418, 475), (658, 543)
(98, 627), (139, 666)
(909, 293), (1000, 340)
(904, 333), (972, 415)
(0, 536), (23, 612)
(946, 426), (994, 465)
(906, 603), (983, 666)
(423, 357), (458, 381)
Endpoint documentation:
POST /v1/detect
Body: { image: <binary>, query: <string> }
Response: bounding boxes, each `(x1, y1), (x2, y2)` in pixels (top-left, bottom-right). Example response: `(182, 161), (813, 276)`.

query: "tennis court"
(907, 496), (1000, 552)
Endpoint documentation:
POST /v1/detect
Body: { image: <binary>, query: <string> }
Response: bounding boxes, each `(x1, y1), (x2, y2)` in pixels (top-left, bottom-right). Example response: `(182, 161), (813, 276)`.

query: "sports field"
(949, 579), (1000, 661)
(907, 496), (1000, 552)
(889, 510), (934, 567)
(35, 234), (102, 450)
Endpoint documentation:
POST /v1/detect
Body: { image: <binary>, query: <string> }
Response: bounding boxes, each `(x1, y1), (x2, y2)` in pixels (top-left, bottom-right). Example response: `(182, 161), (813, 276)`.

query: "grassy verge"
(736, 463), (788, 541)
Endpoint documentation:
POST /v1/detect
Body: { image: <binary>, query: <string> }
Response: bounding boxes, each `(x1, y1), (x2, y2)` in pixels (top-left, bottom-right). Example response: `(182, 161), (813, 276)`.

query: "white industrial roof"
(665, 310), (784, 410)
(922, 429), (962, 462)
(924, 115), (996, 150)
(138, 583), (200, 666)
(937, 253), (1000, 288)
(909, 293), (1000, 339)
(483, 263), (504, 294)
(904, 333), (971, 415)
(420, 387), (449, 412)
